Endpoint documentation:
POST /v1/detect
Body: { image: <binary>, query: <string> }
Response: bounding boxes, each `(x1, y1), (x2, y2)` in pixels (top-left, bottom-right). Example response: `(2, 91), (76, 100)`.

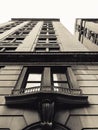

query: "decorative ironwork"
(5, 86), (88, 105)
(12, 86), (82, 96)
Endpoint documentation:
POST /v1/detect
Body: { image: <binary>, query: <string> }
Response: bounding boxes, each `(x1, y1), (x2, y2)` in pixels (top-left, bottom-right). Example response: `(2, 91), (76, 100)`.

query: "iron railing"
(12, 86), (82, 96)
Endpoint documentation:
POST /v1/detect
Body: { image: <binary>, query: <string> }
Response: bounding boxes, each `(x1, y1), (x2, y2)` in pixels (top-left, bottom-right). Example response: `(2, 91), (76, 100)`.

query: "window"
(35, 47), (46, 52)
(37, 36), (57, 44)
(26, 73), (42, 88)
(42, 27), (47, 31)
(22, 67), (43, 93)
(0, 47), (16, 52)
(49, 31), (55, 34)
(49, 47), (60, 52)
(0, 22), (37, 45)
(15, 66), (80, 95)
(40, 31), (47, 34)
(0, 22), (22, 34)
(22, 31), (30, 35)
(13, 31), (21, 36)
(52, 67), (69, 92)
(2, 37), (15, 43)
(49, 37), (57, 41)
(35, 46), (60, 52)
(35, 22), (59, 51)
(26, 27), (32, 30)
(38, 37), (45, 42)
(49, 41), (57, 43)
(53, 73), (69, 87)
(5, 47), (16, 52)
(38, 37), (47, 43)
(36, 28), (60, 51)
(48, 27), (54, 30)
(14, 38), (24, 43)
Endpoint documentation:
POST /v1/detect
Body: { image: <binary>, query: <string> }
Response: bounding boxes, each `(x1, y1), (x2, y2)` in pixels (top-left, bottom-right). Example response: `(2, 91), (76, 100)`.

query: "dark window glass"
(35, 47), (46, 52)
(0, 47), (16, 52)
(4, 47), (16, 52)
(49, 47), (60, 52)
(15, 38), (24, 43)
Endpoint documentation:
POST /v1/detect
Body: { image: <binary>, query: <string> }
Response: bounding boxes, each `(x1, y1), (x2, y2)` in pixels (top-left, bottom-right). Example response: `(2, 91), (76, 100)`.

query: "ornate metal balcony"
(11, 86), (82, 95)
(5, 86), (88, 105)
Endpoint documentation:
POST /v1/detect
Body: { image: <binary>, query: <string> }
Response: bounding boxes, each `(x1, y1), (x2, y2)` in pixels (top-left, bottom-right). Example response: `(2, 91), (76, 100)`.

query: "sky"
(0, 0), (98, 34)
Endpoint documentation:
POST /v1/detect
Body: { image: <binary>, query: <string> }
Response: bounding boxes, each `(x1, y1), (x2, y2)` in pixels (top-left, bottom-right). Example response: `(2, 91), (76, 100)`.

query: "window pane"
(49, 48), (59, 52)
(4, 47), (16, 52)
(27, 74), (41, 81)
(54, 83), (69, 88)
(15, 38), (24, 43)
(35, 48), (46, 52)
(26, 83), (41, 88)
(53, 74), (67, 81)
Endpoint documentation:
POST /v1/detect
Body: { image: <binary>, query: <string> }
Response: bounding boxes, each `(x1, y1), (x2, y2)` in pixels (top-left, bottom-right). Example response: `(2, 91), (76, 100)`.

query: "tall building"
(0, 18), (98, 130)
(75, 18), (98, 51)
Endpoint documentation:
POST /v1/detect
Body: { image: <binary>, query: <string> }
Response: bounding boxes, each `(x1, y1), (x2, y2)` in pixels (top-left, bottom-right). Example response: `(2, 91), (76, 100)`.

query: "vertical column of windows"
(0, 21), (23, 34)
(34, 21), (60, 52)
(0, 21), (37, 52)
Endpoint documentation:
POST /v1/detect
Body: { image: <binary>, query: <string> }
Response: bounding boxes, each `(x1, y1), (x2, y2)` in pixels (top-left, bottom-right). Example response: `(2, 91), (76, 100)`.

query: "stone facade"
(0, 18), (97, 130)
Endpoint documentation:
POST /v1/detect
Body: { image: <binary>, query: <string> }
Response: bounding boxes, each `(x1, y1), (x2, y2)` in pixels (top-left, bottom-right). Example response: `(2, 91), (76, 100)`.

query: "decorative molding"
(11, 18), (60, 21)
(1, 52), (98, 63)
(40, 100), (54, 127)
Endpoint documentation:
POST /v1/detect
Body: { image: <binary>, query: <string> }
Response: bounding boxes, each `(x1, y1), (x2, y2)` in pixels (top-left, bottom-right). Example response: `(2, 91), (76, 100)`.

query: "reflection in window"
(53, 73), (69, 88)
(54, 83), (69, 88)
(53, 74), (67, 81)
(27, 74), (41, 81)
(26, 83), (41, 88)
(52, 68), (69, 92)
(26, 73), (42, 89)
(23, 67), (43, 94)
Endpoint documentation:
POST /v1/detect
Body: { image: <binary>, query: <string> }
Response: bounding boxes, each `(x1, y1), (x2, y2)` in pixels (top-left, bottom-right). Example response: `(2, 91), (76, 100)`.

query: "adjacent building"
(0, 18), (97, 130)
(75, 18), (98, 51)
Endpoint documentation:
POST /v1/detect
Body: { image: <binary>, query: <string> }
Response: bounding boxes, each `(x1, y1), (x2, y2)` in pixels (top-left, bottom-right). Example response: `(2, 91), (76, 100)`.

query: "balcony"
(11, 86), (82, 95)
(5, 86), (88, 105)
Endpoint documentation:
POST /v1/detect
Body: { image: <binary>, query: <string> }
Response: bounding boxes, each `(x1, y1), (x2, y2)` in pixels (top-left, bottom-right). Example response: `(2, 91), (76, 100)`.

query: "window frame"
(13, 66), (80, 94)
